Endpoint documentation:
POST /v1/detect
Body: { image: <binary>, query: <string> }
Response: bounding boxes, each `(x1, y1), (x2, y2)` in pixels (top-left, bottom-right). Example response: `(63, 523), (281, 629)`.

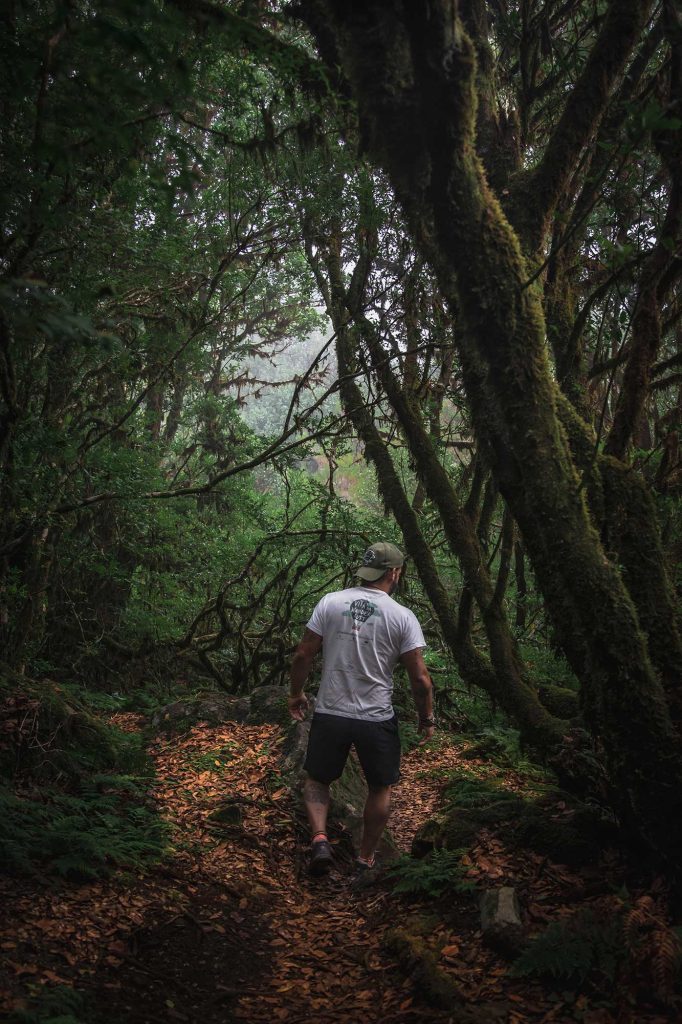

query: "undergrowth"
(185, 742), (238, 773)
(8, 984), (88, 1024)
(511, 898), (682, 1005)
(0, 776), (168, 880)
(511, 908), (623, 984)
(459, 726), (547, 779)
(0, 671), (147, 784)
(388, 849), (476, 898)
(0, 666), (167, 881)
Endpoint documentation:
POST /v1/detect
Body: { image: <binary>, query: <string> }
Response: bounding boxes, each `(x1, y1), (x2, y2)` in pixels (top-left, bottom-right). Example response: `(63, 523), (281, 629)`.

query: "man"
(288, 541), (434, 879)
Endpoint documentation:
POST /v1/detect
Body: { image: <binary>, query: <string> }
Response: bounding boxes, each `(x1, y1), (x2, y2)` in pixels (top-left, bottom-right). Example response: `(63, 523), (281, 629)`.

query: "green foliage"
(511, 910), (625, 985)
(415, 765), (613, 868)
(388, 849), (475, 898)
(0, 778), (168, 881)
(444, 775), (507, 807)
(8, 985), (87, 1024)
(185, 743), (237, 773)
(0, 672), (147, 783)
(518, 642), (580, 692)
(1, 0), (678, 902)
(460, 727), (546, 778)
(397, 716), (422, 752)
(0, 669), (166, 881)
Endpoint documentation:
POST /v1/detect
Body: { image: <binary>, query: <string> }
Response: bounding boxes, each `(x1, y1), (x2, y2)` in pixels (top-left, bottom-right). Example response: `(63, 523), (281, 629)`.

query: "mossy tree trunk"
(298, 0), (682, 866)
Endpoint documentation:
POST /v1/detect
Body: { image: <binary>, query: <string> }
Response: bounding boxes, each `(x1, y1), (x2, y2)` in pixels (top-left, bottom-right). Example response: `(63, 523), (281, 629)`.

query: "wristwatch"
(419, 716), (436, 727)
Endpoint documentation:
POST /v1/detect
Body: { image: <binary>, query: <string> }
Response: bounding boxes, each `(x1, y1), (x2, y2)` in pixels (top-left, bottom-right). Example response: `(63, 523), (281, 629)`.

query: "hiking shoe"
(309, 838), (334, 876)
(350, 857), (383, 892)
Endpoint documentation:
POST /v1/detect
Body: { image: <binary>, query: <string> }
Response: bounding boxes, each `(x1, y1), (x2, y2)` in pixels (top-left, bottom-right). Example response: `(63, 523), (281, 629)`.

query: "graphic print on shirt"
(343, 598), (378, 633)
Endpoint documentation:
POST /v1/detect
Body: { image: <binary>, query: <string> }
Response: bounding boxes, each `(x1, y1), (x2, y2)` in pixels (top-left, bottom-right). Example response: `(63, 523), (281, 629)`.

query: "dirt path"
(0, 717), (487, 1023)
(1, 716), (677, 1024)
(132, 719), (480, 1024)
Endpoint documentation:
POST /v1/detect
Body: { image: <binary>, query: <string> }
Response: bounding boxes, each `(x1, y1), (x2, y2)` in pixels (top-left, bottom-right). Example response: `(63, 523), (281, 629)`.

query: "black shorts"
(303, 712), (401, 788)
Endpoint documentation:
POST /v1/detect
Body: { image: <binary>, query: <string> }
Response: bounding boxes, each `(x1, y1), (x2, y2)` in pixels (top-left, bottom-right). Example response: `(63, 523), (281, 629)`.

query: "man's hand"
(289, 629), (322, 723)
(401, 648), (434, 746)
(417, 719), (435, 745)
(288, 694), (309, 721)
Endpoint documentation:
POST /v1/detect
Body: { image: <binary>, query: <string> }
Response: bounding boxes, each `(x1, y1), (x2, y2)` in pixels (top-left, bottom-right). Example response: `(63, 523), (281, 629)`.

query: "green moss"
(538, 684), (580, 721)
(414, 771), (615, 868)
(247, 685), (291, 727)
(0, 665), (145, 782)
(384, 928), (463, 1009)
(413, 800), (524, 857)
(515, 807), (603, 868)
(444, 775), (509, 807)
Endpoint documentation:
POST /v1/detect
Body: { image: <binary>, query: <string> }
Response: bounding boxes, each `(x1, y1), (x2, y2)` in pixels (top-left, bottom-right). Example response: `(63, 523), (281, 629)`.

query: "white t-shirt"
(306, 586), (426, 722)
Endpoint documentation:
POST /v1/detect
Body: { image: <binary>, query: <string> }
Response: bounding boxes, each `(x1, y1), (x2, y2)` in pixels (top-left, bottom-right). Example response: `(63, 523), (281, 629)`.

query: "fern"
(388, 850), (476, 898)
(511, 910), (623, 984)
(0, 781), (168, 880)
(513, 901), (682, 1001)
(650, 927), (679, 1003)
(625, 896), (682, 1004)
(8, 984), (86, 1023)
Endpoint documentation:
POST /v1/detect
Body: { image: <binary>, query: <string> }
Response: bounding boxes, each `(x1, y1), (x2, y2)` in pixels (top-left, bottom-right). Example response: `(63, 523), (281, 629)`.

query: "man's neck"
(359, 580), (391, 595)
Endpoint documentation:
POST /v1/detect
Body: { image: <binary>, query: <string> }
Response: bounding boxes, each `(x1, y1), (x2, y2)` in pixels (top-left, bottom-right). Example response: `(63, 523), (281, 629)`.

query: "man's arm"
(400, 647), (435, 743)
(288, 627), (323, 721)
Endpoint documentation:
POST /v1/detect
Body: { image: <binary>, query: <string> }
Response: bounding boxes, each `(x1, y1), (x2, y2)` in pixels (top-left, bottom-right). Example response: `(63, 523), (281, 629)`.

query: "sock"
(311, 831), (328, 844)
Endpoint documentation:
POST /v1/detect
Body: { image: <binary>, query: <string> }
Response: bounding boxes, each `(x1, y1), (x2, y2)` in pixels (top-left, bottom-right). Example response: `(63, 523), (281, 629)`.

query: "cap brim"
(356, 566), (386, 581)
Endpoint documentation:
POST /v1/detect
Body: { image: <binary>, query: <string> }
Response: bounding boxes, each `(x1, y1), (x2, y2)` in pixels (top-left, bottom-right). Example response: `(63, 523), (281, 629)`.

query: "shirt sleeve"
(306, 595), (327, 638)
(399, 610), (426, 654)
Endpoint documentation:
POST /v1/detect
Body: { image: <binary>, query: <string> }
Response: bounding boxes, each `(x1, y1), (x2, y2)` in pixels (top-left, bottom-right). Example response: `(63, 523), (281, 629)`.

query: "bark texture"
(299, 0), (682, 864)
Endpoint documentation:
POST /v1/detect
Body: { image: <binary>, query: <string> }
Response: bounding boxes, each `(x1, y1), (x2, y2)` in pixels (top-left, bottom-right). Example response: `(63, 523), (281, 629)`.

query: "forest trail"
(1, 715), (675, 1024)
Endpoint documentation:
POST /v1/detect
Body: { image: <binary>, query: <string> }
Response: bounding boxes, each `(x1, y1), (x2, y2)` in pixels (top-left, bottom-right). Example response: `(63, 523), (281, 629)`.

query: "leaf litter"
(0, 715), (677, 1023)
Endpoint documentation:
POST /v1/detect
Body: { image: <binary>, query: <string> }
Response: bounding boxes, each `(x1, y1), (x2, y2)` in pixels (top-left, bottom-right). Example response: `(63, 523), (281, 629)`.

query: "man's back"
(308, 585), (425, 721)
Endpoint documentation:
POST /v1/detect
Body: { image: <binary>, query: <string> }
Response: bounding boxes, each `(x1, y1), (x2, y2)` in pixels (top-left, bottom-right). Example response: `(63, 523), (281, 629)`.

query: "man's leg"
(302, 776), (334, 875)
(303, 776), (331, 838)
(359, 784), (392, 864)
(302, 715), (352, 875)
(353, 715), (400, 866)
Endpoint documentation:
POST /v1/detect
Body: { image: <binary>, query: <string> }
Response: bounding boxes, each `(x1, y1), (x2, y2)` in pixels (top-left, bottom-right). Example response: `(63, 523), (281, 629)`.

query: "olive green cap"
(356, 541), (405, 582)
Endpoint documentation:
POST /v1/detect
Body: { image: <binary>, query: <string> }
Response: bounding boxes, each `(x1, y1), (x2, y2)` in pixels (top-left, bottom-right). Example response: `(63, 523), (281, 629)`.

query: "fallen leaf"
(6, 962), (38, 976)
(41, 970), (71, 985)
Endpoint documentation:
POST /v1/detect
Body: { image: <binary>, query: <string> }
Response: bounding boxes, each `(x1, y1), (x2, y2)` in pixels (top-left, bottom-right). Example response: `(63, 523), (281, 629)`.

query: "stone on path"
(479, 886), (526, 957)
